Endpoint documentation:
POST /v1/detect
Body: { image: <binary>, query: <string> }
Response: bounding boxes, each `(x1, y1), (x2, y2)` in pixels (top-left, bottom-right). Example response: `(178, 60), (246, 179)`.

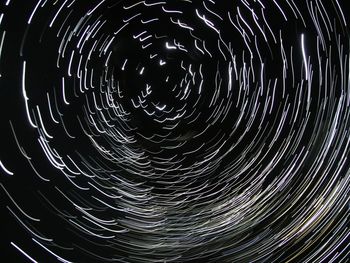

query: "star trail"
(0, 0), (349, 262)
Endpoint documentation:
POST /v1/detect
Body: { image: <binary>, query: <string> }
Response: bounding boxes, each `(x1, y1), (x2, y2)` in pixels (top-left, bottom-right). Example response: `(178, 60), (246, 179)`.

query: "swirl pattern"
(0, 0), (349, 262)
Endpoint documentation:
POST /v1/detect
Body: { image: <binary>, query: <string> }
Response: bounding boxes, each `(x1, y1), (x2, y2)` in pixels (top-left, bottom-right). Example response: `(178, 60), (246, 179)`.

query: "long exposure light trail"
(0, 0), (349, 262)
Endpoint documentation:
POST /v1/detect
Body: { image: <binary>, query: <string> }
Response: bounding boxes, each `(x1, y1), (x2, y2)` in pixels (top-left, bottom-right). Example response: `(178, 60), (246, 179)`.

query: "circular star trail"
(0, 0), (349, 262)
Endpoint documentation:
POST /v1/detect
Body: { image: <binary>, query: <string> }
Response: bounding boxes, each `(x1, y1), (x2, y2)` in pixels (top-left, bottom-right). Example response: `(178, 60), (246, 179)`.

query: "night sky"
(0, 0), (350, 262)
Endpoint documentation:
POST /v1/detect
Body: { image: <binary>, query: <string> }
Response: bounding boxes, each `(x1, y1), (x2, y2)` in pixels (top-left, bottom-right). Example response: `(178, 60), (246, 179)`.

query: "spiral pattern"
(1, 0), (349, 262)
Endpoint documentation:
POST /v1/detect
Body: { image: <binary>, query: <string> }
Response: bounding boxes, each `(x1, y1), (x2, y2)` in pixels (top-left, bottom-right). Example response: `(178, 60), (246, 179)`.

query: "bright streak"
(301, 34), (309, 80)
(36, 106), (53, 139)
(62, 77), (70, 105)
(22, 61), (37, 128)
(121, 59), (128, 70)
(28, 0), (42, 24)
(166, 42), (177, 50)
(87, 0), (106, 16)
(0, 160), (13, 175)
(11, 242), (38, 263)
(49, 0), (68, 28)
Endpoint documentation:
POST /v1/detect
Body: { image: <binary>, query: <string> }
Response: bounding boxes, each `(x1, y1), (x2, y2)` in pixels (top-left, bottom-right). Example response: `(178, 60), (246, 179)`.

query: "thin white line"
(301, 34), (309, 80)
(0, 160), (13, 175)
(11, 242), (38, 263)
